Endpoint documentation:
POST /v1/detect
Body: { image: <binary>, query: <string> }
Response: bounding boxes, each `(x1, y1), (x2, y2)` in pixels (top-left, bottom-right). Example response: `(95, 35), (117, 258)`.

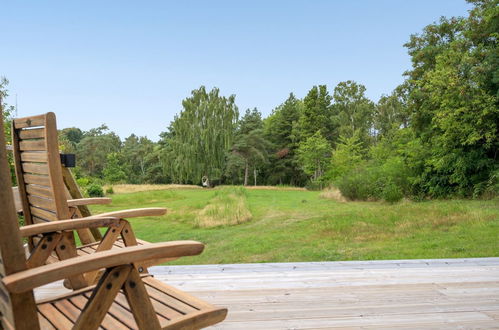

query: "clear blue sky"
(1, 1), (472, 141)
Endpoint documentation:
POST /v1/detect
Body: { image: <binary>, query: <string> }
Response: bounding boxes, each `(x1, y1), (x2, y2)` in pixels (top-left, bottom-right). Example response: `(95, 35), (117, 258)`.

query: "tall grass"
(196, 187), (252, 227)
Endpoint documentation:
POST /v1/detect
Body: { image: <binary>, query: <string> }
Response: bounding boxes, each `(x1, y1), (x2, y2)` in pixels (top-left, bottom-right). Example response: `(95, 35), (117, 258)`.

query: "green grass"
(90, 187), (499, 265)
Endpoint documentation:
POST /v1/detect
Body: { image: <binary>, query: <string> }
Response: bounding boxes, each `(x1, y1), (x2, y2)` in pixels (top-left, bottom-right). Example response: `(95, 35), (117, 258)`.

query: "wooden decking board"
(34, 258), (499, 329)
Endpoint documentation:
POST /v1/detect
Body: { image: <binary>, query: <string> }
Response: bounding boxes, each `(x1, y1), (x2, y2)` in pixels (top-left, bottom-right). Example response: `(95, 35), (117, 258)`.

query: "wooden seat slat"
(37, 303), (75, 328)
(71, 294), (130, 330)
(37, 313), (56, 330)
(144, 279), (198, 314)
(114, 291), (171, 324)
(32, 216), (51, 224)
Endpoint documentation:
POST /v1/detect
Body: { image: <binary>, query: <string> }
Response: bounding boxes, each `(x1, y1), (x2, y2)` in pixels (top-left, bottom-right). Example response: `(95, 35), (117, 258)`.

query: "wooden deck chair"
(1, 111), (227, 329)
(11, 112), (175, 287)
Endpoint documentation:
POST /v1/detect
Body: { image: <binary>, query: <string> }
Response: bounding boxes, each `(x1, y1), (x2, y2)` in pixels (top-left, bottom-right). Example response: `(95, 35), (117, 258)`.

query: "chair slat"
(30, 207), (58, 221)
(26, 185), (52, 199)
(19, 140), (46, 151)
(27, 195), (56, 211)
(20, 151), (48, 162)
(37, 303), (75, 329)
(13, 115), (46, 129)
(18, 128), (45, 139)
(23, 174), (50, 186)
(22, 162), (49, 175)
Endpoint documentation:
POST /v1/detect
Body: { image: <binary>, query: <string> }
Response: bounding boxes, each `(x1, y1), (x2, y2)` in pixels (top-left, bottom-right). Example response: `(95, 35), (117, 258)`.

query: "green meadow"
(90, 187), (499, 265)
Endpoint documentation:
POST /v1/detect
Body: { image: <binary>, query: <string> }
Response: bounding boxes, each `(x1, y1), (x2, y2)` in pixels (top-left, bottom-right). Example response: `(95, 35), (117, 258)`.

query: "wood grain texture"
(4, 241), (205, 293)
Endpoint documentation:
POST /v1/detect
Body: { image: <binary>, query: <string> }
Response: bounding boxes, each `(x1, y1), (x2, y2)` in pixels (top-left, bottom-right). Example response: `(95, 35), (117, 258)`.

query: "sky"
(1, 1), (472, 141)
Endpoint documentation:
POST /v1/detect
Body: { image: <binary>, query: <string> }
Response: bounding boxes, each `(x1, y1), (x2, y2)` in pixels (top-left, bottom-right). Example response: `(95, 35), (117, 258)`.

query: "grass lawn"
(89, 187), (499, 265)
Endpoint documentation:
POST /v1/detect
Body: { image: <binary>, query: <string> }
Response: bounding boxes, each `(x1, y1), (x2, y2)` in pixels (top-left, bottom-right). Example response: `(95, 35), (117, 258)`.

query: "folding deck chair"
(0, 112), (227, 329)
(11, 112), (176, 287)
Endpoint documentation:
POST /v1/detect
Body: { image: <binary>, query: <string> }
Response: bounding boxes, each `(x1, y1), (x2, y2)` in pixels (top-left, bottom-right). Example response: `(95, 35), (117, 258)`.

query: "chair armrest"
(3, 241), (204, 293)
(67, 197), (112, 207)
(96, 207), (167, 218)
(18, 216), (121, 237)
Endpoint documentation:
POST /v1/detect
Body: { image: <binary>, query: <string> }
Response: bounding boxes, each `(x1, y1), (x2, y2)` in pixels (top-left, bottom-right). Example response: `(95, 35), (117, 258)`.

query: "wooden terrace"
(36, 258), (499, 329)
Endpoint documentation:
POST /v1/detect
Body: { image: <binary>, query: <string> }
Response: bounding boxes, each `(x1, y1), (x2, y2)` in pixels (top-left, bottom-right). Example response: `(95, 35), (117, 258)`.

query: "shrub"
(105, 186), (114, 194)
(87, 184), (104, 197)
(382, 181), (404, 203)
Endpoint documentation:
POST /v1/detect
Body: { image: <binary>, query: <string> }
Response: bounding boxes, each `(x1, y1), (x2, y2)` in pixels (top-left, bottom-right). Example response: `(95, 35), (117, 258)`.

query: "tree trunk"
(254, 168), (257, 186)
(244, 160), (249, 186)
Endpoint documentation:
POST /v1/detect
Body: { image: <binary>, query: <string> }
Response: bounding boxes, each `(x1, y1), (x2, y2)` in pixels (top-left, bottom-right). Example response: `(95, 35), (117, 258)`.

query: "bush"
(87, 184), (104, 197)
(105, 186), (114, 194)
(382, 181), (404, 203)
(334, 157), (410, 203)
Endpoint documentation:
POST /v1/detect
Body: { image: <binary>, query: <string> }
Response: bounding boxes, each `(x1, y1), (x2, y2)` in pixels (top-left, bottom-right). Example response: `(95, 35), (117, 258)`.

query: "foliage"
(296, 131), (332, 182)
(327, 133), (365, 180)
(162, 86), (238, 184)
(103, 152), (127, 183)
(227, 108), (271, 185)
(296, 85), (334, 142)
(332, 81), (375, 147)
(87, 183), (104, 197)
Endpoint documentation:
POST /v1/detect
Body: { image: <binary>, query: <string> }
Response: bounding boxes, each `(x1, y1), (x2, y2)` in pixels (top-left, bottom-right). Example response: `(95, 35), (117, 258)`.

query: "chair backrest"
(0, 111), (39, 329)
(11, 113), (71, 229)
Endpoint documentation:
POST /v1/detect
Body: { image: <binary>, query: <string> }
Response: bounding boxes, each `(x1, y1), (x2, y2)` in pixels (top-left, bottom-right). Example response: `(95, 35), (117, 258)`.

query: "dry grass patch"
(196, 187), (252, 227)
(105, 184), (202, 194)
(319, 187), (347, 202)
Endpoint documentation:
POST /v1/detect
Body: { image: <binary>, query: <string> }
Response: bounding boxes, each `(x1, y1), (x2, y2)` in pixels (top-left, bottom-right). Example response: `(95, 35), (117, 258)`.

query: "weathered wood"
(1, 110), (40, 329)
(61, 166), (102, 241)
(25, 184), (52, 198)
(19, 216), (120, 237)
(27, 195), (56, 211)
(19, 140), (45, 151)
(4, 241), (204, 293)
(20, 151), (47, 162)
(26, 234), (62, 269)
(23, 173), (50, 186)
(54, 232), (88, 290)
(67, 197), (112, 207)
(73, 265), (131, 330)
(22, 162), (49, 175)
(13, 114), (45, 128)
(18, 128), (45, 139)
(30, 207), (57, 221)
(97, 207), (167, 218)
(123, 267), (161, 329)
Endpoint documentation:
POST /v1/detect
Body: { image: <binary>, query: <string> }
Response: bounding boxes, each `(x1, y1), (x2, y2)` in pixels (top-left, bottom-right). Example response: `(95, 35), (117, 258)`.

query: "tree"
(332, 81), (375, 147)
(103, 152), (126, 183)
(163, 86), (238, 184)
(297, 131), (332, 182)
(328, 133), (365, 180)
(76, 125), (122, 177)
(263, 93), (306, 186)
(374, 86), (410, 138)
(1, 77), (17, 184)
(403, 0), (499, 196)
(122, 134), (155, 183)
(228, 108), (270, 185)
(296, 85), (334, 142)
